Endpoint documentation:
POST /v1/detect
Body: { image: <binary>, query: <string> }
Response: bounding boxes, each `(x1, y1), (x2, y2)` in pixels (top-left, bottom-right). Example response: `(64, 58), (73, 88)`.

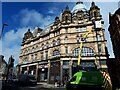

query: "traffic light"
(8, 55), (14, 68)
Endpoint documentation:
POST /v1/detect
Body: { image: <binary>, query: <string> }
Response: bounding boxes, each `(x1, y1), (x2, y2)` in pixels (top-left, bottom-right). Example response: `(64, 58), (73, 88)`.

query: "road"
(20, 85), (66, 90)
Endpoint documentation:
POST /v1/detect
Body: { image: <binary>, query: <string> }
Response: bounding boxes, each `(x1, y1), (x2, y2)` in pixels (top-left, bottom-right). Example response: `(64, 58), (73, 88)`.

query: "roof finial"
(92, 1), (95, 6)
(76, 0), (83, 5)
(65, 5), (69, 11)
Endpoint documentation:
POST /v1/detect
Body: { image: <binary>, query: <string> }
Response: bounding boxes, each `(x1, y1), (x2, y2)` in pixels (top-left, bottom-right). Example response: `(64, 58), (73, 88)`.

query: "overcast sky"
(1, 0), (119, 66)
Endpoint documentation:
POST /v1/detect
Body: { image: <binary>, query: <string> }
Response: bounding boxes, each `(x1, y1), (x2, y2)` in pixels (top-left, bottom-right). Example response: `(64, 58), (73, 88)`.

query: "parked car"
(18, 74), (37, 86)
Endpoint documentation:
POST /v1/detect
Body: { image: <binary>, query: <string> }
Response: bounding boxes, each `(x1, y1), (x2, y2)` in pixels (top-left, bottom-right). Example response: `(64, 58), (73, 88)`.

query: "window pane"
(63, 61), (69, 65)
(72, 47), (94, 56)
(65, 28), (68, 33)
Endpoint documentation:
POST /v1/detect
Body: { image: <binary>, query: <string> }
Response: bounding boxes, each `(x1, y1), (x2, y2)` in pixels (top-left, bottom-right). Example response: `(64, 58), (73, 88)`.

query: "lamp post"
(0, 24), (8, 39)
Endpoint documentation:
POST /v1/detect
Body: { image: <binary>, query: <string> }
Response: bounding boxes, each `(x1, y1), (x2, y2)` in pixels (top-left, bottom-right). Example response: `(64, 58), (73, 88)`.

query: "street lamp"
(0, 24), (8, 39)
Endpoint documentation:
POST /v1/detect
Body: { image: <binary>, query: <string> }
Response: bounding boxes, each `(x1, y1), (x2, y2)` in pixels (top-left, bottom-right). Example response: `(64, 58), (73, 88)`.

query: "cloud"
(14, 8), (54, 28)
(2, 8), (55, 66)
(48, 7), (58, 14)
(2, 27), (30, 66)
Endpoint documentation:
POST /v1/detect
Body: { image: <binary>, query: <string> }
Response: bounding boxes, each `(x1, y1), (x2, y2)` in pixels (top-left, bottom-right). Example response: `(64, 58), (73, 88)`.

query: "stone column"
(60, 60), (63, 82)
(20, 67), (22, 74)
(27, 66), (29, 74)
(47, 60), (50, 83)
(69, 60), (73, 78)
(36, 64), (39, 81)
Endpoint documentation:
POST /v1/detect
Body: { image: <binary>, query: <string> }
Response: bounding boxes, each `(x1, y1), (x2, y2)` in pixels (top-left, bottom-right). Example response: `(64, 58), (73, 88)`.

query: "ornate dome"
(72, 1), (87, 14)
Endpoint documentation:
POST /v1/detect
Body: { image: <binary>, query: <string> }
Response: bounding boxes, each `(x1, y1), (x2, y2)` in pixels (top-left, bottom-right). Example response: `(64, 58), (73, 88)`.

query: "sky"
(1, 0), (119, 66)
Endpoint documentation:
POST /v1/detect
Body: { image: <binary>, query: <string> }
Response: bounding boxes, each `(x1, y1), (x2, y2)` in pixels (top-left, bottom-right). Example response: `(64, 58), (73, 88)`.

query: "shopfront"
(21, 67), (27, 74)
(49, 61), (60, 84)
(62, 60), (70, 82)
(29, 65), (36, 75)
(38, 64), (48, 82)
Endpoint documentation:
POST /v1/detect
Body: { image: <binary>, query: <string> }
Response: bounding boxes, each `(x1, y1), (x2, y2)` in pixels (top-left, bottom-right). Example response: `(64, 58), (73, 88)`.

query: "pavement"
(37, 82), (66, 89)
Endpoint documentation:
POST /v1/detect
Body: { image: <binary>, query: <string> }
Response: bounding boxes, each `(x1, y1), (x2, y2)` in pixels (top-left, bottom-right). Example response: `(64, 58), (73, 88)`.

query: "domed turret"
(72, 1), (87, 14)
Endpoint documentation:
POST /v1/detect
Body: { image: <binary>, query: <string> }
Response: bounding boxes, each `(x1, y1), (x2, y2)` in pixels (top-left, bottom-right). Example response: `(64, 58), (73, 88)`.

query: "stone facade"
(0, 55), (7, 80)
(18, 1), (107, 83)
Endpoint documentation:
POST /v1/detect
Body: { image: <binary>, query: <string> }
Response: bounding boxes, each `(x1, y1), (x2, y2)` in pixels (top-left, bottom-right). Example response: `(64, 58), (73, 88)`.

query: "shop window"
(63, 61), (69, 65)
(100, 60), (106, 65)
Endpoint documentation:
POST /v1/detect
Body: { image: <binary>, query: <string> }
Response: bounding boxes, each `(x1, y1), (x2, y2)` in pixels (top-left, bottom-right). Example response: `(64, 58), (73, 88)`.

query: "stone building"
(18, 1), (108, 83)
(0, 55), (7, 80)
(109, 8), (120, 88)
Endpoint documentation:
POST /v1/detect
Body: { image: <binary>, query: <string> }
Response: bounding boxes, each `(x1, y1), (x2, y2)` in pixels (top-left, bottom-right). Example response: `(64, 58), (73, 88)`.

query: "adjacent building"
(18, 1), (108, 83)
(109, 8), (120, 87)
(0, 55), (7, 80)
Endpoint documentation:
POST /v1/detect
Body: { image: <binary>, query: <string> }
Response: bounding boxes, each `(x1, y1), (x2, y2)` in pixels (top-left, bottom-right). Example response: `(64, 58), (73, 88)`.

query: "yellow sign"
(77, 28), (92, 65)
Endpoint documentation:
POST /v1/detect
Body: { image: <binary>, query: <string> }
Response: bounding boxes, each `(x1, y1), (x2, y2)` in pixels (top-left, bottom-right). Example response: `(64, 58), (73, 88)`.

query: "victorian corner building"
(17, 1), (108, 83)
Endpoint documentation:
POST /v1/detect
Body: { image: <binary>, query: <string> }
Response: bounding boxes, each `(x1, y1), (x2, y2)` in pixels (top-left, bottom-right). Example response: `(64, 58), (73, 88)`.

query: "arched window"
(65, 36), (68, 43)
(41, 51), (44, 60)
(24, 56), (28, 63)
(42, 44), (44, 50)
(53, 50), (60, 57)
(65, 28), (68, 33)
(57, 38), (60, 45)
(46, 42), (49, 48)
(28, 48), (30, 53)
(76, 36), (79, 43)
(82, 47), (94, 56)
(24, 50), (28, 54)
(32, 47), (35, 52)
(72, 47), (94, 56)
(53, 40), (56, 46)
(45, 51), (48, 60)
(76, 27), (79, 32)
(72, 48), (79, 56)
(36, 45), (39, 51)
